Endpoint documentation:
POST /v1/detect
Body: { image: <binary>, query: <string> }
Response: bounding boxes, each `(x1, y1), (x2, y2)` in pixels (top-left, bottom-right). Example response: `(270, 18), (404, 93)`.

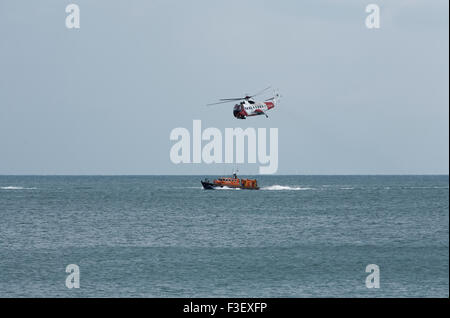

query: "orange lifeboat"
(201, 172), (259, 190)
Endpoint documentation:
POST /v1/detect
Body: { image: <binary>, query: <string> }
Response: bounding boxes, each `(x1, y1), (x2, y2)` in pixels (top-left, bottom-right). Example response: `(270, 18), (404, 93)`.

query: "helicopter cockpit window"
(248, 100), (255, 104)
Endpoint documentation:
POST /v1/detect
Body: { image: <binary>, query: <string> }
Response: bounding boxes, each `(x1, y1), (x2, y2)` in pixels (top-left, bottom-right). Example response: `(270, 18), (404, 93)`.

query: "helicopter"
(207, 86), (280, 119)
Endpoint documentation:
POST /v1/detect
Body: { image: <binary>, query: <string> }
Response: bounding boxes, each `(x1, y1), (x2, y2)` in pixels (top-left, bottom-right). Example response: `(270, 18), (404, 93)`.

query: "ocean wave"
(261, 185), (314, 191)
(1, 186), (37, 190)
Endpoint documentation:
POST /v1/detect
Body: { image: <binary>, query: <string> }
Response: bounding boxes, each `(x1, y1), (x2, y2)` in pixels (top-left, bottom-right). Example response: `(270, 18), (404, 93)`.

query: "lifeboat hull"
(201, 181), (217, 190)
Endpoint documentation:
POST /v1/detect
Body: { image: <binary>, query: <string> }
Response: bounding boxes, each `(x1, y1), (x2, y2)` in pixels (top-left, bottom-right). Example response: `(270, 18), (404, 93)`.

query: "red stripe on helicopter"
(265, 102), (274, 109)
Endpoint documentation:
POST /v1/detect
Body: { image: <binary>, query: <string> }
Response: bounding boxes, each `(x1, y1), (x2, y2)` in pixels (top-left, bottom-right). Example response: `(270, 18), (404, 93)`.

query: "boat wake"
(215, 186), (241, 190)
(1, 186), (37, 190)
(261, 185), (315, 191)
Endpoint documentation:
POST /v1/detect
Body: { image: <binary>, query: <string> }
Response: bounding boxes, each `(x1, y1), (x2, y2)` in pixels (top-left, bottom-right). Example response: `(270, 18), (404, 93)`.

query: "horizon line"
(0, 174), (448, 177)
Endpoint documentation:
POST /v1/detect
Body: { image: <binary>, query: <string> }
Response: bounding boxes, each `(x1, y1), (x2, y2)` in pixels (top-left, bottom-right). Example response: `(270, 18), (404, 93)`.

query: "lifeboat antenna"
(233, 167), (239, 179)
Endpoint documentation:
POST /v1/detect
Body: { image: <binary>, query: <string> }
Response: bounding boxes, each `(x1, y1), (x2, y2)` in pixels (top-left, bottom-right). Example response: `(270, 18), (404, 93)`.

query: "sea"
(0, 175), (448, 297)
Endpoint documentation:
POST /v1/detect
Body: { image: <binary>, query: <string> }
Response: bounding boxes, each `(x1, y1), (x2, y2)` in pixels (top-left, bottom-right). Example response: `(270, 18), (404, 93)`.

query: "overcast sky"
(0, 0), (448, 175)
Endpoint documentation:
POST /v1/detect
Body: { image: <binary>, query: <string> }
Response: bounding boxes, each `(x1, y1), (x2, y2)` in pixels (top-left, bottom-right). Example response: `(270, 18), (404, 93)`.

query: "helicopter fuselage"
(233, 99), (275, 119)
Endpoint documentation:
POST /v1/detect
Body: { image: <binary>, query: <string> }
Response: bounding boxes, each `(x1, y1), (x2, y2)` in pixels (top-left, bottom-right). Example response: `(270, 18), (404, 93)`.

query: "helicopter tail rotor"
(265, 89), (281, 105)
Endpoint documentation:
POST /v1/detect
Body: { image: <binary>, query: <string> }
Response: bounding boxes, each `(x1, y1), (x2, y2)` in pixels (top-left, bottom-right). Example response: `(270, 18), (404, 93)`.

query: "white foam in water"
(216, 186), (241, 190)
(1, 186), (36, 190)
(262, 185), (314, 191)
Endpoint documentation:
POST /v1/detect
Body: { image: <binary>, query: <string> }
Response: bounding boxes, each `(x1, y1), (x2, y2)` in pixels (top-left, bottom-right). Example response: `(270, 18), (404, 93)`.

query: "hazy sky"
(0, 0), (448, 175)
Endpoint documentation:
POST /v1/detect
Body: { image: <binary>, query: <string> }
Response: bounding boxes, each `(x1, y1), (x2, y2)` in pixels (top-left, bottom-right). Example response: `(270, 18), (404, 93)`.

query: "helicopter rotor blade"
(206, 100), (236, 106)
(249, 86), (272, 98)
(207, 86), (273, 106)
(220, 86), (272, 101)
